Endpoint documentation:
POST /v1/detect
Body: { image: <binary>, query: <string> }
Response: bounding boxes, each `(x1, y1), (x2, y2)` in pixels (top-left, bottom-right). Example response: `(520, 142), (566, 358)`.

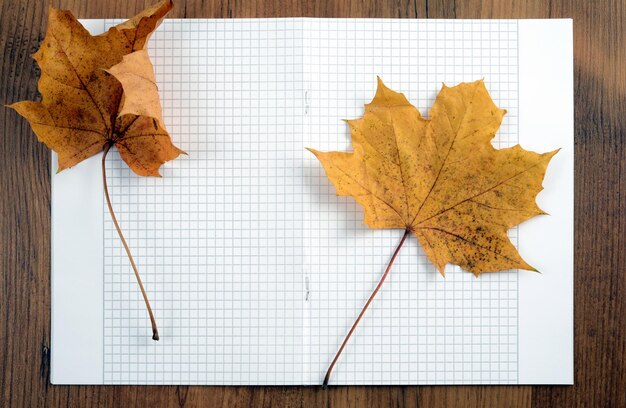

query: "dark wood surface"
(1, 0), (624, 406)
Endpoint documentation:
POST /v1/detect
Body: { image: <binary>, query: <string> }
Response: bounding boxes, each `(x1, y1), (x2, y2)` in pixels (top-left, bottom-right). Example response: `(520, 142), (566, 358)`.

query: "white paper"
(51, 18), (573, 385)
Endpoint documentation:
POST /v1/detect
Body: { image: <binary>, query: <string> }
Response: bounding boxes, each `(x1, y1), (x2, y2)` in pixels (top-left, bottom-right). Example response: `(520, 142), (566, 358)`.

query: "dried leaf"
(8, 0), (182, 176)
(106, 50), (165, 128)
(309, 78), (557, 275)
(7, 0), (181, 341)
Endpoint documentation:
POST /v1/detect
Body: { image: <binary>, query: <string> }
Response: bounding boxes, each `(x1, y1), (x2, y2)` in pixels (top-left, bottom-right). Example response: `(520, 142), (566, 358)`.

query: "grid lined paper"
(103, 19), (519, 385)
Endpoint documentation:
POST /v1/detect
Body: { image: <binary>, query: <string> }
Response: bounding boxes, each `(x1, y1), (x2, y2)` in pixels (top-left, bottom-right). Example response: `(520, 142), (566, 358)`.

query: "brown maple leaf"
(8, 0), (182, 340)
(309, 78), (557, 387)
(9, 0), (182, 176)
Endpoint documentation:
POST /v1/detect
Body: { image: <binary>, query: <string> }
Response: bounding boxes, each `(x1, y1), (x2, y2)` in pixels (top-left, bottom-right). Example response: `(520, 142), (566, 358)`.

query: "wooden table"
(1, 0), (624, 406)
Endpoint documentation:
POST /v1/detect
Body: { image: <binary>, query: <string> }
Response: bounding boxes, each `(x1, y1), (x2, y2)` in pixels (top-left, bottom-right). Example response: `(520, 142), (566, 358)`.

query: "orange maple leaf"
(9, 0), (182, 176)
(309, 78), (557, 386)
(8, 0), (182, 340)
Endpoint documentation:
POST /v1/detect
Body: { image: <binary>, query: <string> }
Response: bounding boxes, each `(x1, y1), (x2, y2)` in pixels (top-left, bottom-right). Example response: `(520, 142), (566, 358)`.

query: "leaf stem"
(102, 143), (159, 341)
(323, 228), (411, 388)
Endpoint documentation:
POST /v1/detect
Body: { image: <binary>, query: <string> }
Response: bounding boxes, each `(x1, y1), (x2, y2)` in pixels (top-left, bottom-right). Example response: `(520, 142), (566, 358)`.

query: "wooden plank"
(1, 0), (624, 406)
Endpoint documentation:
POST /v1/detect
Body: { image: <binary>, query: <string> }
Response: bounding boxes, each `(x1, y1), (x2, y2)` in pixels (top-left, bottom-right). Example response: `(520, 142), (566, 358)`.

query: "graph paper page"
(51, 19), (573, 385)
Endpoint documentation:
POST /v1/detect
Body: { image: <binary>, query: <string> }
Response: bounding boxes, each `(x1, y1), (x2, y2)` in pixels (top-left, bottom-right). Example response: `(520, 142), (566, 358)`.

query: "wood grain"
(1, 0), (624, 406)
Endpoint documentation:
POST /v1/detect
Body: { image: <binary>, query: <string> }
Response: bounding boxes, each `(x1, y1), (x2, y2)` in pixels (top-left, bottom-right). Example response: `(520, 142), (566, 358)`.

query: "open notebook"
(51, 19), (573, 385)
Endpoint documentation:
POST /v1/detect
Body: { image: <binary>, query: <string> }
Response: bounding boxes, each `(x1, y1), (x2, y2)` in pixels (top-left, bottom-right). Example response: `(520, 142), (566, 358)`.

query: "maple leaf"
(8, 0), (182, 176)
(309, 78), (557, 386)
(310, 78), (557, 275)
(7, 0), (181, 340)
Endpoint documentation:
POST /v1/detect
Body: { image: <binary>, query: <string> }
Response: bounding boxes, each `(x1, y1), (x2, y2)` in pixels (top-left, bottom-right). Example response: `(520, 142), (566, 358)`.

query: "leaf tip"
(375, 76), (391, 92)
(148, 168), (163, 177)
(469, 78), (487, 91)
(547, 148), (561, 159)
(520, 260), (540, 273)
(436, 264), (446, 277)
(173, 145), (187, 156)
(5, 102), (25, 112)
